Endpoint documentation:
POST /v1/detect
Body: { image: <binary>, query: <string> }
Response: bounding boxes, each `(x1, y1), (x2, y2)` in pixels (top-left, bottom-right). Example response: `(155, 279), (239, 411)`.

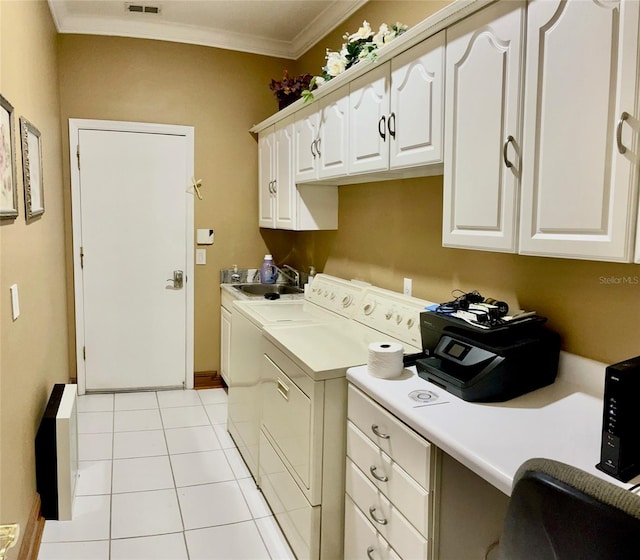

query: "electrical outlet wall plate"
(403, 278), (412, 297)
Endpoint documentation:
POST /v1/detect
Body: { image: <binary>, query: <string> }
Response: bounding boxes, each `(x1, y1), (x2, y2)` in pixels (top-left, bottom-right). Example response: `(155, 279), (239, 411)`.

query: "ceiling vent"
(125, 3), (161, 15)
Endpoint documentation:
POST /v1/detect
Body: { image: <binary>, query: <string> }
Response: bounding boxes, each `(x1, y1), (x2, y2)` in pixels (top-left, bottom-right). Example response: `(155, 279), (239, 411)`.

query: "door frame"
(69, 119), (195, 395)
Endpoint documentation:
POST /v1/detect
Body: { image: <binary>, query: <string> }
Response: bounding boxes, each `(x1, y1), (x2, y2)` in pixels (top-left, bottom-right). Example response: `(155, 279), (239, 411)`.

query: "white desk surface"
(347, 353), (640, 496)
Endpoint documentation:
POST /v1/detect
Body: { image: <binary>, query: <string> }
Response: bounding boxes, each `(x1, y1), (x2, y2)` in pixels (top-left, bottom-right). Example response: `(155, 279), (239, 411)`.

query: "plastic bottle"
(260, 254), (276, 284)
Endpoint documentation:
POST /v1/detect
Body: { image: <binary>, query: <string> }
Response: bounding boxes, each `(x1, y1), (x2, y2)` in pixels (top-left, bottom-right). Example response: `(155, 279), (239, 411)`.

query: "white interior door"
(70, 120), (194, 393)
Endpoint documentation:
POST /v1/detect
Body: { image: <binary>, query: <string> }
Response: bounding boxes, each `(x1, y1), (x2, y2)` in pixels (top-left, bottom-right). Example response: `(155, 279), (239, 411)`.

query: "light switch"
(10, 284), (20, 320)
(196, 248), (207, 265)
(196, 229), (214, 245)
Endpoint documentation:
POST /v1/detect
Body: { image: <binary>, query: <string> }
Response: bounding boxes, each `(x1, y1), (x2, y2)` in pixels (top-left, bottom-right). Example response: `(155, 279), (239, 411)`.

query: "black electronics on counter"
(597, 356), (640, 482)
(416, 312), (561, 402)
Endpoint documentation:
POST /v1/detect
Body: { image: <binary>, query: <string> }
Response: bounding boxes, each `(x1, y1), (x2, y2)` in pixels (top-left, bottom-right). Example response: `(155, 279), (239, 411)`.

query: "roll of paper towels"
(368, 341), (404, 379)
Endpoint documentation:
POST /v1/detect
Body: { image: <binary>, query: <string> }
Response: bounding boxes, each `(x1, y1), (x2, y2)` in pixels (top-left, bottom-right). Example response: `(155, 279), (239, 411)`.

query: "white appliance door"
(78, 128), (189, 391)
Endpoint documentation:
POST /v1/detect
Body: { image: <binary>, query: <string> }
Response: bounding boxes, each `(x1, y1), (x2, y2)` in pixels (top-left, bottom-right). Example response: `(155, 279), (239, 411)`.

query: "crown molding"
(48, 0), (369, 60)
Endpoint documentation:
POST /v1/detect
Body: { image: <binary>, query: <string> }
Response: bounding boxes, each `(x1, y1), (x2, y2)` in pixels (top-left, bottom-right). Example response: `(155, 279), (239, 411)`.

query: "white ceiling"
(47, 0), (369, 59)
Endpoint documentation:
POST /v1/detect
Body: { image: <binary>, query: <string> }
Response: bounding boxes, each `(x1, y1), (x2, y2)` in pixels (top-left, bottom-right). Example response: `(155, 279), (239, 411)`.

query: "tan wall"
(290, 177), (640, 366)
(57, 35), (293, 375)
(0, 1), (68, 555)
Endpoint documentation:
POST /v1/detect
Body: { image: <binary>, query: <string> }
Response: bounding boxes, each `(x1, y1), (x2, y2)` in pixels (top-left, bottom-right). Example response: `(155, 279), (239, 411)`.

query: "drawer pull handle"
(276, 378), (289, 400)
(366, 546), (376, 560)
(369, 465), (388, 482)
(371, 424), (390, 439)
(369, 506), (388, 526)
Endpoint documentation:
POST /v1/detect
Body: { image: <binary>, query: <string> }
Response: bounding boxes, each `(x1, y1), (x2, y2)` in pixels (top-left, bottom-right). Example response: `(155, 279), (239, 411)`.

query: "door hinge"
(76, 144), (80, 169)
(80, 246), (84, 269)
(83, 346), (86, 361)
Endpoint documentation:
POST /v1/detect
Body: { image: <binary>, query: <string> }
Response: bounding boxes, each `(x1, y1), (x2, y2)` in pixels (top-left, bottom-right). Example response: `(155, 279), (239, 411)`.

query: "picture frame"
(0, 93), (18, 219)
(20, 116), (44, 221)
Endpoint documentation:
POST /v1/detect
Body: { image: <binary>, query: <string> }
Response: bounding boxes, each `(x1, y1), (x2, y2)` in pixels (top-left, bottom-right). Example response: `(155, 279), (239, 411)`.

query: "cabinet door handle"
(272, 179), (277, 193)
(276, 377), (289, 400)
(268, 181), (273, 194)
(503, 135), (516, 169)
(371, 424), (390, 439)
(617, 111), (630, 155)
(366, 546), (376, 560)
(378, 116), (386, 141)
(368, 506), (388, 526)
(388, 112), (396, 139)
(369, 465), (389, 482)
(311, 140), (316, 158)
(315, 138), (321, 157)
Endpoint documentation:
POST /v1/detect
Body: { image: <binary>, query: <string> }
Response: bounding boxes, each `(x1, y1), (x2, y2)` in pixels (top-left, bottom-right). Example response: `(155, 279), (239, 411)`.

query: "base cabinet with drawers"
(346, 383), (439, 560)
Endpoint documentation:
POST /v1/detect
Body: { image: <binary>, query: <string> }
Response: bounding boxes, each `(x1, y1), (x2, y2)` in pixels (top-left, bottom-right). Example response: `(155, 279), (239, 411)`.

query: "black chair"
(497, 458), (640, 560)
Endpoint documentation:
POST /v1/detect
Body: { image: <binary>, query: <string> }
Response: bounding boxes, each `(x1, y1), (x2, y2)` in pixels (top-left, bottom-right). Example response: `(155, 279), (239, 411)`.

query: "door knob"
(167, 270), (184, 289)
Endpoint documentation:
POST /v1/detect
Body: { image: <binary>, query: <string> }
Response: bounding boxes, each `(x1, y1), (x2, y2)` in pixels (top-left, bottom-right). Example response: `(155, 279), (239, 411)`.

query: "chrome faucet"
(281, 264), (301, 288)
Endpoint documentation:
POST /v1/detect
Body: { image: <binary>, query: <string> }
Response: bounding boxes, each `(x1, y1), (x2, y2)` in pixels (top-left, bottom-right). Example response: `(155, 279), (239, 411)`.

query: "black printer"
(416, 312), (561, 402)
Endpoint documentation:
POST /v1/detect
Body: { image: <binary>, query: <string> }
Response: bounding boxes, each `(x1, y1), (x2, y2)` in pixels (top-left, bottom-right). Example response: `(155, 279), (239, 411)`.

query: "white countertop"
(347, 352), (640, 496)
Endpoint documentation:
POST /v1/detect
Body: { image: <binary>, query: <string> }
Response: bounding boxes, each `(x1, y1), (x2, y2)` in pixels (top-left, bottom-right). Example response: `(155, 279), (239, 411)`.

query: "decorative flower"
(348, 20), (374, 42)
(301, 20), (408, 102)
(269, 70), (314, 100)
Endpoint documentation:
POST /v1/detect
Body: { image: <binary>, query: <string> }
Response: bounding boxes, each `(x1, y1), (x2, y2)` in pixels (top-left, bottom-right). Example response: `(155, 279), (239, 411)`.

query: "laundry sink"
(234, 284), (303, 296)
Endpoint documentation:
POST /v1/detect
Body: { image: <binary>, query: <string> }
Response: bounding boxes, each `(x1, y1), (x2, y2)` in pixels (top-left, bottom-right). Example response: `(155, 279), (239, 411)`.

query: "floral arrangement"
(301, 20), (408, 102)
(269, 70), (315, 109)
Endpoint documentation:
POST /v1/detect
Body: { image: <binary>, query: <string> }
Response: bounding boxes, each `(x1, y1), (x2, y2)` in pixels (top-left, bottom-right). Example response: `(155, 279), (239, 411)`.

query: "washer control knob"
(385, 310), (393, 320)
(395, 314), (403, 325)
(342, 295), (353, 307)
(363, 302), (375, 315)
(330, 292), (336, 301)
(407, 318), (415, 329)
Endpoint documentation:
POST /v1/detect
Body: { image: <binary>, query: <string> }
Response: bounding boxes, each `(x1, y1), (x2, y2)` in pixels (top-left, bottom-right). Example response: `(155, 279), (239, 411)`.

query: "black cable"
(628, 482), (640, 492)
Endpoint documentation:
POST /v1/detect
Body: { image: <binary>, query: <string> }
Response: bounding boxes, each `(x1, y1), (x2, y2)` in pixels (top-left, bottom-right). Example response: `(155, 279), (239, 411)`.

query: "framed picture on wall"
(0, 93), (18, 219)
(20, 116), (44, 221)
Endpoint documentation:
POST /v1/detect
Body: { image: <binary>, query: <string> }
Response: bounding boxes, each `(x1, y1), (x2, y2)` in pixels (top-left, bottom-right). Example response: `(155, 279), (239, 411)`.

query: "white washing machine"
(259, 285), (436, 560)
(227, 275), (366, 480)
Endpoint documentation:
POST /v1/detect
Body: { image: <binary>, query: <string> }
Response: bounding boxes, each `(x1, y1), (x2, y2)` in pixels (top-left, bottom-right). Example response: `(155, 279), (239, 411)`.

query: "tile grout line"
(109, 393), (115, 560)
(156, 390), (191, 560)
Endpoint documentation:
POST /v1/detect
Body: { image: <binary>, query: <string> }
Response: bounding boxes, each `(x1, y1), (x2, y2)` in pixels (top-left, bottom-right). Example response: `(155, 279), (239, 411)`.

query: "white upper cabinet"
(349, 32), (445, 176)
(390, 32), (445, 169)
(294, 104), (320, 183)
(259, 118), (295, 229)
(443, 1), (524, 253)
(317, 87), (350, 179)
(349, 62), (391, 175)
(294, 86), (349, 183)
(261, 117), (339, 231)
(519, 0), (640, 262)
(258, 128), (276, 227)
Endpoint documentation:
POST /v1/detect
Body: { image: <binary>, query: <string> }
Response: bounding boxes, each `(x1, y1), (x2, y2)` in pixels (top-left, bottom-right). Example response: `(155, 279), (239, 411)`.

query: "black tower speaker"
(597, 355), (640, 482)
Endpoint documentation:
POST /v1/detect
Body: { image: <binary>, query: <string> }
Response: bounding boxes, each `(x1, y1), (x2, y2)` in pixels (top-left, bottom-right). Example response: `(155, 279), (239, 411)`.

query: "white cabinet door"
(294, 105), (320, 183)
(220, 305), (231, 386)
(258, 129), (275, 228)
(519, 0), (640, 262)
(443, 1), (524, 252)
(274, 117), (295, 229)
(349, 63), (391, 175)
(318, 86), (349, 179)
(390, 32), (445, 169)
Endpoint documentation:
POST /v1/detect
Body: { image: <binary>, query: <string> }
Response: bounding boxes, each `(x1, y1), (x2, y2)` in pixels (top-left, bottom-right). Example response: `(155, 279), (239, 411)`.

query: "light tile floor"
(38, 388), (295, 560)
